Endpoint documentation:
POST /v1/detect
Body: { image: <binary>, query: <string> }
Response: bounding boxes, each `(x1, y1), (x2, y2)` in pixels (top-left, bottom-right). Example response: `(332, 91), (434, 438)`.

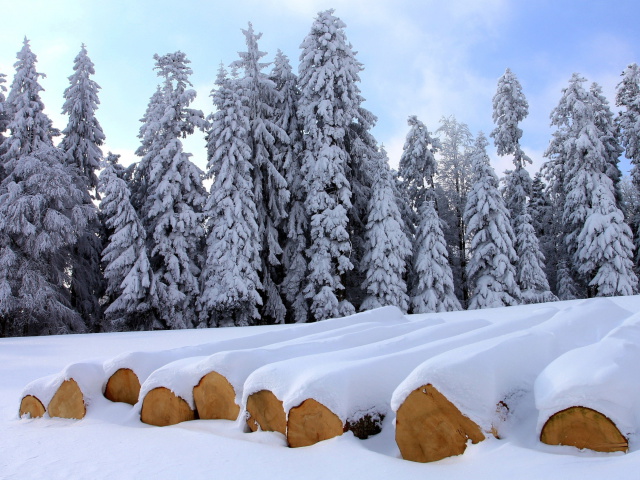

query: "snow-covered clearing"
(4, 297), (640, 479)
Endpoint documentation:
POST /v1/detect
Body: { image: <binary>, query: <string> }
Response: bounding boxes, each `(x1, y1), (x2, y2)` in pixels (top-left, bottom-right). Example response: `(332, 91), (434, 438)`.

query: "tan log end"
(287, 398), (344, 448)
(19, 395), (46, 418)
(395, 384), (485, 463)
(104, 368), (141, 405)
(193, 371), (240, 421)
(48, 379), (86, 420)
(540, 406), (628, 453)
(140, 387), (196, 427)
(245, 390), (286, 435)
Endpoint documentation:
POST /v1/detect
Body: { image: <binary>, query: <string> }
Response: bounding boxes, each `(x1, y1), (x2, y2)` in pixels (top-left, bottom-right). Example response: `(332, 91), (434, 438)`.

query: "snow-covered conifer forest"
(1, 9), (640, 337)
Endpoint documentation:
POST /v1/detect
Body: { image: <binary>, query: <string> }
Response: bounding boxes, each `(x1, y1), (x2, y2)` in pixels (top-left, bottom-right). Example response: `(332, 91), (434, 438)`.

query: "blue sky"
(1, 0), (639, 176)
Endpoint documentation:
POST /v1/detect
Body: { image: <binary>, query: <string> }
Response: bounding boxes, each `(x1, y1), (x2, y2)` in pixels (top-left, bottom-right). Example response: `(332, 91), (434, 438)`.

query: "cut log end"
(48, 379), (86, 419)
(287, 398), (344, 448)
(540, 406), (628, 453)
(245, 390), (286, 435)
(193, 371), (240, 421)
(104, 368), (141, 405)
(19, 395), (46, 418)
(140, 387), (196, 427)
(395, 384), (485, 463)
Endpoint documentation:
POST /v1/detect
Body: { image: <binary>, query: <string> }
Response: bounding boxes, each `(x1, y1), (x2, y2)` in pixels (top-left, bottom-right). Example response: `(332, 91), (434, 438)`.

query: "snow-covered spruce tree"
(271, 50), (309, 323)
(464, 133), (520, 309)
(99, 153), (155, 330)
(435, 116), (474, 306)
(0, 39), (90, 336)
(398, 115), (440, 211)
(200, 66), (262, 327)
(617, 64), (640, 191)
(590, 82), (623, 206)
(514, 206), (557, 304)
(298, 9), (372, 320)
(360, 148), (411, 312)
(130, 85), (164, 212)
(529, 171), (557, 290)
(411, 200), (461, 313)
(491, 68), (532, 220)
(576, 181), (638, 296)
(491, 68), (552, 302)
(59, 44), (107, 331)
(136, 52), (206, 329)
(0, 71), (8, 152)
(232, 25), (289, 325)
(548, 73), (636, 297)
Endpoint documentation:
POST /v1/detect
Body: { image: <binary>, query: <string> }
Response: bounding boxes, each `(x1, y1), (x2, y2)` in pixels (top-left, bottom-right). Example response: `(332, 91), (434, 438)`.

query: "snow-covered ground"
(3, 298), (640, 479)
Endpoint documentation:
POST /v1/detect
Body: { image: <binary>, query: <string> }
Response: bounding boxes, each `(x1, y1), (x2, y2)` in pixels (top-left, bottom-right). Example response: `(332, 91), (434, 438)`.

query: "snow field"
(9, 297), (640, 475)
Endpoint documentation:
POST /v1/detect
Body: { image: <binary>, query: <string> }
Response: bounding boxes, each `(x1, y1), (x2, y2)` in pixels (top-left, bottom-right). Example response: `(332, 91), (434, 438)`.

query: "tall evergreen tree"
(136, 52), (206, 329)
(398, 115), (440, 211)
(200, 66), (262, 327)
(99, 153), (155, 330)
(464, 134), (520, 309)
(60, 44), (107, 331)
(233, 25), (289, 324)
(617, 63), (640, 191)
(360, 148), (411, 312)
(0, 71), (8, 152)
(298, 9), (366, 320)
(271, 50), (309, 323)
(529, 171), (556, 290)
(411, 200), (461, 313)
(547, 73), (636, 297)
(0, 39), (90, 336)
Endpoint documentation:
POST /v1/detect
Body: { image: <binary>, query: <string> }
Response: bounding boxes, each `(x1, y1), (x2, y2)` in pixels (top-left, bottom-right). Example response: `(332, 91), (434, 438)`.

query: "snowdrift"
(16, 296), (640, 468)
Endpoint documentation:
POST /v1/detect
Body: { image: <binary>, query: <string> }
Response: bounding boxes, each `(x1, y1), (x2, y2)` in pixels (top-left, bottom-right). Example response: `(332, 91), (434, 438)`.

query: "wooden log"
(245, 390), (286, 435)
(540, 406), (628, 453)
(140, 387), (196, 427)
(395, 384), (485, 463)
(48, 379), (86, 420)
(19, 395), (46, 418)
(193, 371), (240, 421)
(104, 368), (141, 405)
(287, 398), (344, 448)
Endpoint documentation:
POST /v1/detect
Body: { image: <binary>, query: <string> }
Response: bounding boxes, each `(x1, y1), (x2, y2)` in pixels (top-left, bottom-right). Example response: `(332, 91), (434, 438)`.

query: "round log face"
(287, 398), (344, 448)
(48, 379), (86, 420)
(540, 406), (628, 453)
(193, 371), (240, 420)
(140, 387), (195, 427)
(395, 384), (485, 463)
(19, 395), (46, 418)
(104, 368), (141, 405)
(245, 390), (286, 435)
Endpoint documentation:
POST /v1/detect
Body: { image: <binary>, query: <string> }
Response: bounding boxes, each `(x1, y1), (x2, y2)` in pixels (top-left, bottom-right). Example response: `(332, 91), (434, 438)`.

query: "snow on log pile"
(18, 306), (407, 420)
(536, 310), (640, 452)
(390, 298), (633, 463)
(241, 303), (560, 447)
(137, 307), (417, 426)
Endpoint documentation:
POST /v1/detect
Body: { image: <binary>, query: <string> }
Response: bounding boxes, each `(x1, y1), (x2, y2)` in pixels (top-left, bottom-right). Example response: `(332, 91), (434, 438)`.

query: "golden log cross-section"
(193, 371), (240, 420)
(140, 387), (196, 426)
(395, 384), (485, 463)
(287, 398), (344, 448)
(245, 390), (287, 435)
(540, 406), (628, 453)
(19, 395), (46, 418)
(104, 368), (141, 405)
(48, 379), (86, 419)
